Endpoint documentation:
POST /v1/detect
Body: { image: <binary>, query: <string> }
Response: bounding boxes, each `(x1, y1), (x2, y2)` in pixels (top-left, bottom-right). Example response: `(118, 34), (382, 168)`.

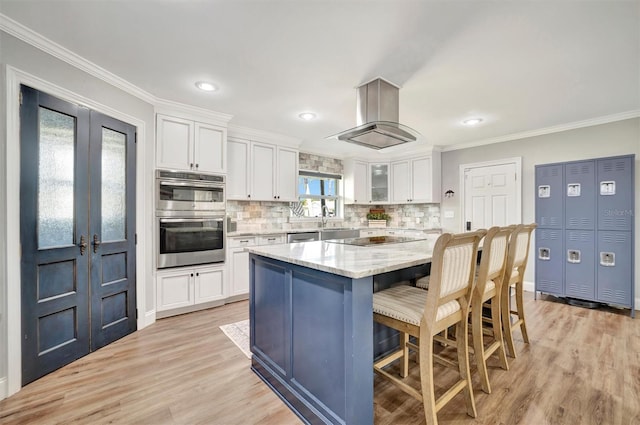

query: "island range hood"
(331, 78), (420, 150)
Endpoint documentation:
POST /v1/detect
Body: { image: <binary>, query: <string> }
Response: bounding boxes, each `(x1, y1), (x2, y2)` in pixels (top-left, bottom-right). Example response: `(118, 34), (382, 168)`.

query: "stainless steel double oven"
(156, 170), (225, 268)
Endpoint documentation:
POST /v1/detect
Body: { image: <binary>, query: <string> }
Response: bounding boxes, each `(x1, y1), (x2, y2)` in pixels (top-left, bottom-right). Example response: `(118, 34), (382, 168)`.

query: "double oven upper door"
(157, 174), (224, 212)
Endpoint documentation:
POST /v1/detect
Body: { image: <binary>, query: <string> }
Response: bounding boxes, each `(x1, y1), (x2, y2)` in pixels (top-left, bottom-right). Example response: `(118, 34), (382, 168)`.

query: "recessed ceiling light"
(195, 81), (217, 92)
(298, 112), (317, 121)
(462, 118), (483, 126)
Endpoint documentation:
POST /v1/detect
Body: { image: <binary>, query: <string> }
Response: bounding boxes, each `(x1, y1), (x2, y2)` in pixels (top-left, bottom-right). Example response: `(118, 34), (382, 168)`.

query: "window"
(292, 171), (342, 218)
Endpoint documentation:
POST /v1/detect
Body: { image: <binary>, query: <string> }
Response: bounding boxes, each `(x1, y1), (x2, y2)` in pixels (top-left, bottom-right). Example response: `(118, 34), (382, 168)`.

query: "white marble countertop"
(246, 238), (437, 279)
(228, 227), (442, 237)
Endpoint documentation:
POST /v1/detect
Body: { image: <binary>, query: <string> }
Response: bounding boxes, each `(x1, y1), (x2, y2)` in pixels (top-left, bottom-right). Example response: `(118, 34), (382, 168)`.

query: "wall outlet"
(444, 210), (455, 219)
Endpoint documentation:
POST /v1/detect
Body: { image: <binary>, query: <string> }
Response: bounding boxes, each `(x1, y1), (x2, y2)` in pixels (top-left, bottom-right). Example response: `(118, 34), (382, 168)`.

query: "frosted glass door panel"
(38, 107), (75, 249)
(101, 127), (126, 241)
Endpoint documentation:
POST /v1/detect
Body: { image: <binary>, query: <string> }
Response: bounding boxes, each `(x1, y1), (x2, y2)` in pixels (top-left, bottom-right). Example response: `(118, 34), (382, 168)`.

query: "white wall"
(0, 31), (156, 398)
(440, 118), (640, 308)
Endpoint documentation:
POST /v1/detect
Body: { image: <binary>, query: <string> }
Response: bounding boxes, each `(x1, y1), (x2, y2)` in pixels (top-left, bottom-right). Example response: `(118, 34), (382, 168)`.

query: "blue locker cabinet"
(535, 154), (634, 317)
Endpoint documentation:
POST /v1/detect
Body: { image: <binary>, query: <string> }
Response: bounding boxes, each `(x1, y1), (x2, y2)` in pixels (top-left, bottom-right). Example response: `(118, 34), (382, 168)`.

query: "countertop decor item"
(366, 211), (390, 228)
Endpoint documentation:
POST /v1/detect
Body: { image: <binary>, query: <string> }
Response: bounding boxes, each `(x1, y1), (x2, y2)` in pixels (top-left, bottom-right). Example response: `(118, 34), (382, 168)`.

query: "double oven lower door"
(157, 214), (225, 269)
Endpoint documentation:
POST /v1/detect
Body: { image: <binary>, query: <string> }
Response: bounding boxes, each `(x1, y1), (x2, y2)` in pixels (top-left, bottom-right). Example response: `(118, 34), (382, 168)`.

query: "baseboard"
(0, 376), (7, 401)
(523, 280), (535, 293)
(143, 310), (156, 329)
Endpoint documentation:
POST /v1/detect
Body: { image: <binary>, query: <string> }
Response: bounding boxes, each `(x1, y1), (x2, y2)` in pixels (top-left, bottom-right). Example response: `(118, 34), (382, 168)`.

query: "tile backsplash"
(228, 152), (441, 232)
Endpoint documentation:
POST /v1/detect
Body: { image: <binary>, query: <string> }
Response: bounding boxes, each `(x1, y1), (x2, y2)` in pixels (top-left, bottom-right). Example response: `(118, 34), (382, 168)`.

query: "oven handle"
(159, 217), (224, 223)
(159, 180), (224, 189)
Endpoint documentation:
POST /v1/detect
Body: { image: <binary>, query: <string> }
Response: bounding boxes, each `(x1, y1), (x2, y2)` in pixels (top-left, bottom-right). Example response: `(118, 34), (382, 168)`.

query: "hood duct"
(331, 78), (420, 150)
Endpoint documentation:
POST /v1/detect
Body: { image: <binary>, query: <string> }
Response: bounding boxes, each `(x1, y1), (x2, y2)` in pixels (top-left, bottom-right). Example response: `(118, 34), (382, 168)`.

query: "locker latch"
(600, 252), (615, 267)
(538, 248), (551, 260)
(567, 250), (581, 264)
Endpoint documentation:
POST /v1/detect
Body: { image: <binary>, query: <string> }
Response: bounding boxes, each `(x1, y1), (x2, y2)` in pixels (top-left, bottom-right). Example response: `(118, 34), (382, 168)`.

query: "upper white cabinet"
(344, 160), (369, 204)
(228, 137), (298, 201)
(156, 114), (227, 174)
(391, 154), (441, 203)
(346, 152), (440, 205)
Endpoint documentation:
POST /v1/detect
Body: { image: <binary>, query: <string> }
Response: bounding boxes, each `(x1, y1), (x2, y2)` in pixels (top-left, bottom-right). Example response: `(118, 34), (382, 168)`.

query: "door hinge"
(134, 132), (137, 144)
(135, 309), (138, 320)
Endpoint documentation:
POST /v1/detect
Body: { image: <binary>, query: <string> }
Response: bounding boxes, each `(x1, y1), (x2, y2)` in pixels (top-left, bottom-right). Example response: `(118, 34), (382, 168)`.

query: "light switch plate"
(444, 210), (455, 219)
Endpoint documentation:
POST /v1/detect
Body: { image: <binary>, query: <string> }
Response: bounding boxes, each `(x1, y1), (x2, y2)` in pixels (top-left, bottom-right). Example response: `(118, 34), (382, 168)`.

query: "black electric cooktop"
(326, 235), (427, 246)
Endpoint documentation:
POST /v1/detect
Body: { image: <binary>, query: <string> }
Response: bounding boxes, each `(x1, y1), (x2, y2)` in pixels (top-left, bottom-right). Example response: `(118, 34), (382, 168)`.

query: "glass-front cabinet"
(369, 163), (389, 203)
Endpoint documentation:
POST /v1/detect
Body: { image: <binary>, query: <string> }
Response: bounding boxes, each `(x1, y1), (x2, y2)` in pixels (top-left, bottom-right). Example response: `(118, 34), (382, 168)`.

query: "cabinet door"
(194, 122), (226, 174)
(156, 115), (193, 171)
(391, 160), (410, 203)
(194, 266), (225, 303)
(276, 147), (299, 202)
(535, 164), (563, 228)
(353, 161), (369, 204)
(227, 138), (250, 200)
(411, 156), (433, 202)
(565, 160), (595, 230)
(251, 142), (276, 201)
(564, 230), (595, 300)
(370, 163), (389, 203)
(157, 270), (194, 311)
(597, 231), (632, 306)
(230, 249), (251, 297)
(597, 156), (634, 231)
(535, 228), (564, 296)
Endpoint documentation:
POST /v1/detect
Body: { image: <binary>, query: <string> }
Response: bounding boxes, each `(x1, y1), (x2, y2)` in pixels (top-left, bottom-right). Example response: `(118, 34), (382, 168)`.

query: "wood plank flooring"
(1, 293), (639, 424)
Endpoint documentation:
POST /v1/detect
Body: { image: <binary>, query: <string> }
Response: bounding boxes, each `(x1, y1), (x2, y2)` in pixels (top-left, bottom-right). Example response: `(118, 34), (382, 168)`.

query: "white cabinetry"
(344, 160), (369, 204)
(156, 114), (227, 174)
(156, 264), (225, 313)
(228, 137), (298, 201)
(228, 234), (286, 299)
(391, 154), (440, 203)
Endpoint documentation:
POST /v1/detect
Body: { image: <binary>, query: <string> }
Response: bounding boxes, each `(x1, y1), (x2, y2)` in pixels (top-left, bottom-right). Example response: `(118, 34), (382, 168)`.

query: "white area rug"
(219, 319), (251, 359)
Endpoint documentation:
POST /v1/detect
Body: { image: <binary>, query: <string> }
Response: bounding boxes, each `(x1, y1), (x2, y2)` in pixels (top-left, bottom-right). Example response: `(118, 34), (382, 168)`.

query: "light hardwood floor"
(1, 293), (639, 425)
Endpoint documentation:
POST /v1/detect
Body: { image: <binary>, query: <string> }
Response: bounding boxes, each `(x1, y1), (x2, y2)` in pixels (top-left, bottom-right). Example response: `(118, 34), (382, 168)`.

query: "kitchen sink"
(319, 228), (360, 241)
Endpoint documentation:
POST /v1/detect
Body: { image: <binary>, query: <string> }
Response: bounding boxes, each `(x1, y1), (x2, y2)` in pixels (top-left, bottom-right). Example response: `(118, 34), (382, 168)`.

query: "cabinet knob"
(195, 163), (199, 169)
(190, 273), (194, 277)
(274, 196), (277, 199)
(248, 194), (251, 198)
(190, 163), (194, 169)
(196, 272), (200, 277)
(277, 196), (280, 199)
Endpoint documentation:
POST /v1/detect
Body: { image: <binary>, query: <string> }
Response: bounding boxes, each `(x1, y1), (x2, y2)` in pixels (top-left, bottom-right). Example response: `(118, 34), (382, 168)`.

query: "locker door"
(597, 156), (634, 231)
(535, 164), (563, 228)
(597, 231), (632, 307)
(535, 228), (564, 296)
(565, 160), (595, 230)
(564, 230), (595, 300)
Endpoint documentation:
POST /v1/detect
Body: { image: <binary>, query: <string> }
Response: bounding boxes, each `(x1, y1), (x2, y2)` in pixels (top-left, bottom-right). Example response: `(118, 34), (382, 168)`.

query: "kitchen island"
(247, 237), (437, 425)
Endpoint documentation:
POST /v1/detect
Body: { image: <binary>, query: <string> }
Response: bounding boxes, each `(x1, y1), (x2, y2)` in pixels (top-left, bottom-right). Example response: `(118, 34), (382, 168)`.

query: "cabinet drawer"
(257, 234), (286, 245)
(228, 236), (257, 248)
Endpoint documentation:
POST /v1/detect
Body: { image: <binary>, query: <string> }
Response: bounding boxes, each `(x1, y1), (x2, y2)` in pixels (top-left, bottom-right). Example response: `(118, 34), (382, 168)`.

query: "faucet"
(321, 205), (329, 228)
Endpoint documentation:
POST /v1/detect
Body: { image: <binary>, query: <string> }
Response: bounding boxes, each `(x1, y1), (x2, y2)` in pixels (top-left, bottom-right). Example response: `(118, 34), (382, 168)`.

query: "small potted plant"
(366, 212), (390, 228)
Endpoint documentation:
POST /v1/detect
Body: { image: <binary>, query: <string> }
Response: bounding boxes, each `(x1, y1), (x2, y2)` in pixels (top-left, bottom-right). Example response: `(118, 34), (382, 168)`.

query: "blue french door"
(20, 85), (137, 385)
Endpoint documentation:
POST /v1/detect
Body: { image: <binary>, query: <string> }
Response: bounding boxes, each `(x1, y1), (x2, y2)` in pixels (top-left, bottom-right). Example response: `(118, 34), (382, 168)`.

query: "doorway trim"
(459, 157), (522, 231)
(4, 65), (151, 397)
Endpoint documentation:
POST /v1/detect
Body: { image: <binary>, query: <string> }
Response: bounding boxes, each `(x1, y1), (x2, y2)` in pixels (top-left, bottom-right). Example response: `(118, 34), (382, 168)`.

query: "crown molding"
(155, 99), (233, 126)
(441, 110), (640, 152)
(228, 123), (301, 147)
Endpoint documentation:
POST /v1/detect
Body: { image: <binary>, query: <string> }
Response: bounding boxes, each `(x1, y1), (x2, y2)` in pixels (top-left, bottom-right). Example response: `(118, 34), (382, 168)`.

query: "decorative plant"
(366, 212), (390, 221)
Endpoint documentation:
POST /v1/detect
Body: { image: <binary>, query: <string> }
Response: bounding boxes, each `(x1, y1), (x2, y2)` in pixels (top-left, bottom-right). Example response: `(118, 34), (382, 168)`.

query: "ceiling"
(1, 1), (639, 158)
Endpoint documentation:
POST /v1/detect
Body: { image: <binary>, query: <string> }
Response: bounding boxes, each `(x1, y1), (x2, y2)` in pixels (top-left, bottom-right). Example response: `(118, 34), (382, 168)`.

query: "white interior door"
(463, 161), (520, 230)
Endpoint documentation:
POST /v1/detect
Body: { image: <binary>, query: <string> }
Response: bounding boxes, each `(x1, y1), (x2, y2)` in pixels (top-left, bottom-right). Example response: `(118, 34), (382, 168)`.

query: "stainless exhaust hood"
(331, 78), (420, 150)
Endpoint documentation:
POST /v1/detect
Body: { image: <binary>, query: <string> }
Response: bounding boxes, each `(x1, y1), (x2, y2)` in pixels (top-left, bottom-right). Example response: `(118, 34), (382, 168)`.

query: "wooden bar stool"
(471, 226), (511, 394)
(501, 223), (537, 358)
(372, 230), (484, 425)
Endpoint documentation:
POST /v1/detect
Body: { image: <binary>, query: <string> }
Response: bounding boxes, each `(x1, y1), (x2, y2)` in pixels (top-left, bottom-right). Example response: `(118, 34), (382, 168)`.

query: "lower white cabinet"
(228, 234), (286, 298)
(156, 264), (225, 312)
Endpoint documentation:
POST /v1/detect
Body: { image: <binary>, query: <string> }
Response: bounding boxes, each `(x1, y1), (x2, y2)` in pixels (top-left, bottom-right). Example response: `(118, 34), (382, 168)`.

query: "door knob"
(78, 235), (87, 255)
(92, 234), (101, 253)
